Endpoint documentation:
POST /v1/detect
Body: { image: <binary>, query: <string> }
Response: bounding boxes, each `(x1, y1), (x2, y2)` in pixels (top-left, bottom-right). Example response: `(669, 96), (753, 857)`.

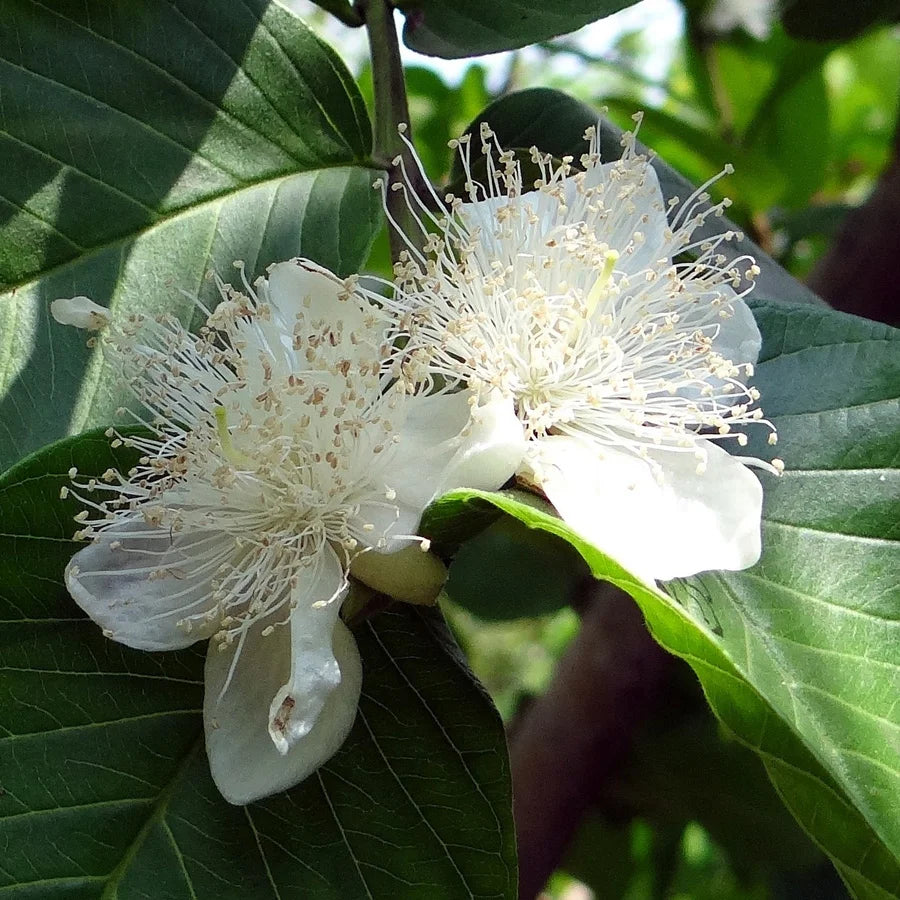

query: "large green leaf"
(423, 302), (900, 897)
(397, 0), (639, 59)
(454, 88), (826, 308)
(0, 0), (382, 471)
(681, 301), (900, 867)
(0, 429), (517, 898)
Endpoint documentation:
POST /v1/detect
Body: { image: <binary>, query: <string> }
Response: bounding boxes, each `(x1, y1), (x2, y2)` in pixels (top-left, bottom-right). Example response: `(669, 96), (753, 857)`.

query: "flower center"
(70, 267), (412, 652)
(386, 122), (779, 469)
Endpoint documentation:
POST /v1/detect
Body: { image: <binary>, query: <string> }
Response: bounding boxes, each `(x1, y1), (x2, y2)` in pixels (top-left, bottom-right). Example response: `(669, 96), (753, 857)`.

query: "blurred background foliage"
(298, 0), (899, 284)
(293, 1), (898, 895)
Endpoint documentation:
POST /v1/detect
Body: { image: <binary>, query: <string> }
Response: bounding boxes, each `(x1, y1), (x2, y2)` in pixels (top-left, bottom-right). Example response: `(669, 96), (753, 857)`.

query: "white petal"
(267, 259), (367, 339)
(673, 287), (761, 407)
(459, 189), (567, 254)
(524, 436), (762, 582)
(579, 160), (671, 276)
(391, 390), (526, 512)
(66, 519), (227, 650)
(710, 290), (761, 368)
(50, 296), (110, 331)
(204, 544), (361, 805)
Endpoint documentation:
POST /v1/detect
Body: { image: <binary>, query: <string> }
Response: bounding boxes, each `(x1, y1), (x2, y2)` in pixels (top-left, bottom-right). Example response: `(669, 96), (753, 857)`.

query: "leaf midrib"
(762, 518), (900, 546)
(101, 733), (204, 899)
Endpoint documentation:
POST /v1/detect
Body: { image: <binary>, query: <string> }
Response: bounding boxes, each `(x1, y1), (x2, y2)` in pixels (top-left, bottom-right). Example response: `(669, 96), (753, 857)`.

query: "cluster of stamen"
(66, 265), (415, 653)
(378, 117), (782, 478)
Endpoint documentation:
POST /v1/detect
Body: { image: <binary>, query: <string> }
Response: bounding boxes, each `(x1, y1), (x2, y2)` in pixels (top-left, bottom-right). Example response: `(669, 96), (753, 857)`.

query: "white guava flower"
(381, 119), (782, 584)
(60, 259), (523, 804)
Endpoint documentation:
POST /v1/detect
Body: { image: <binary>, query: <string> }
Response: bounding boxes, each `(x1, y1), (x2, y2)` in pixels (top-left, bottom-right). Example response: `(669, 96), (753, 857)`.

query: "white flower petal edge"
(58, 257), (515, 804)
(524, 435), (762, 583)
(204, 544), (361, 805)
(708, 288), (761, 368)
(390, 390), (526, 511)
(204, 589), (362, 805)
(205, 619), (361, 806)
(65, 519), (227, 651)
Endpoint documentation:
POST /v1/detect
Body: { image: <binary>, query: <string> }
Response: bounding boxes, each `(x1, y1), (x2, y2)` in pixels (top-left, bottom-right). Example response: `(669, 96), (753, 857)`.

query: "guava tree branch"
(509, 582), (671, 899)
(808, 109), (900, 325)
(358, 0), (429, 263)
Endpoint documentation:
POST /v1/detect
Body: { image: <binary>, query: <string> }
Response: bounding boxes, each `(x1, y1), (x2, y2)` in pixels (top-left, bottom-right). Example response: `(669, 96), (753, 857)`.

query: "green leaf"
(445, 513), (591, 620)
(397, 0), (640, 59)
(423, 302), (900, 897)
(0, 429), (517, 898)
(0, 0), (383, 471)
(452, 88), (826, 309)
(684, 302), (900, 863)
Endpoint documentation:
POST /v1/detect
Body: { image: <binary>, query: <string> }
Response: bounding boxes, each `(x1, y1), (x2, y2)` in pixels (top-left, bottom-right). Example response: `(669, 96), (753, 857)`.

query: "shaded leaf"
(398, 0), (639, 59)
(445, 514), (591, 620)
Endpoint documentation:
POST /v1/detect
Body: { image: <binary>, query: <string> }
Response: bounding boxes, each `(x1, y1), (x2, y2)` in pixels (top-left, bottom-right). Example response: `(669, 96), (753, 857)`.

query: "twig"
(358, 0), (430, 263)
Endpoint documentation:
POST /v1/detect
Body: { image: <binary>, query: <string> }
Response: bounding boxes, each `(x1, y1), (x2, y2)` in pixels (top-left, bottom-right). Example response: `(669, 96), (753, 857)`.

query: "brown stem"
(509, 582), (672, 899)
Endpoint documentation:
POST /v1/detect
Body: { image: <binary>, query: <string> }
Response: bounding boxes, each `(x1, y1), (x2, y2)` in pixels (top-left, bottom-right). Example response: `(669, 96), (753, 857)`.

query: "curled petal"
(524, 435), (762, 583)
(267, 259), (368, 339)
(51, 296), (110, 331)
(204, 544), (361, 804)
(66, 519), (227, 650)
(392, 390), (526, 511)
